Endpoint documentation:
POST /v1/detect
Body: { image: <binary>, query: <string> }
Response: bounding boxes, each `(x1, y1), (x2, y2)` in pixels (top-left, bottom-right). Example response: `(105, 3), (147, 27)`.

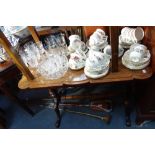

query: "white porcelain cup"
(130, 43), (147, 58)
(69, 35), (81, 42)
(129, 51), (142, 63)
(95, 29), (106, 36)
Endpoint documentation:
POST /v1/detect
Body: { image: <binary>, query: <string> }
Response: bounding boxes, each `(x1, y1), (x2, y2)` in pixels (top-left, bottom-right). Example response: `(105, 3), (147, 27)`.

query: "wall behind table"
(143, 26), (155, 73)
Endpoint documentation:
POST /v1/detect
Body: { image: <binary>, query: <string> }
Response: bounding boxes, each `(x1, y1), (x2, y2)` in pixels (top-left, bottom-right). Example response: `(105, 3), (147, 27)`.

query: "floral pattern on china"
(84, 50), (111, 79)
(86, 29), (108, 50)
(68, 35), (87, 55)
(122, 43), (151, 70)
(69, 49), (87, 70)
(119, 27), (144, 48)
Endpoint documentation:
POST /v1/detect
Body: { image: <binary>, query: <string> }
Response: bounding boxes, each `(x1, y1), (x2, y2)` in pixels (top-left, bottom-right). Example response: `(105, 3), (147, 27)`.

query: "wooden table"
(18, 59), (153, 127)
(0, 26), (153, 128)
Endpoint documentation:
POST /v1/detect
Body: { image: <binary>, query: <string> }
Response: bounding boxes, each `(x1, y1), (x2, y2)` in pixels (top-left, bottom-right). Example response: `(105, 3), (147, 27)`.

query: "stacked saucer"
(68, 35), (87, 55)
(69, 49), (87, 70)
(119, 27), (144, 48)
(104, 44), (124, 58)
(84, 50), (110, 79)
(122, 43), (151, 70)
(86, 29), (108, 51)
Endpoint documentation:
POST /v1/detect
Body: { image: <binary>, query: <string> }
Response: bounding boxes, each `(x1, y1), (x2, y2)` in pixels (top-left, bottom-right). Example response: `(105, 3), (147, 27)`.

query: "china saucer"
(69, 61), (85, 70)
(122, 58), (150, 70)
(122, 49), (151, 66)
(86, 40), (108, 50)
(84, 66), (109, 79)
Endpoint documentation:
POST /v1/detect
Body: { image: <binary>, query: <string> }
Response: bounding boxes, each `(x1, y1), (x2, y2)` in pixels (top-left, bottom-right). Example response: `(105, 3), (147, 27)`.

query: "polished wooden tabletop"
(18, 59), (153, 89)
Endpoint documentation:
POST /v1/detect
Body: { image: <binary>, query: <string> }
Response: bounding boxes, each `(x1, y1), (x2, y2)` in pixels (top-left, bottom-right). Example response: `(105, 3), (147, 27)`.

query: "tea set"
(68, 29), (111, 78)
(68, 35), (87, 54)
(68, 27), (151, 79)
(119, 27), (144, 48)
(69, 49), (87, 70)
(84, 50), (110, 79)
(17, 27), (151, 80)
(68, 35), (88, 70)
(122, 43), (151, 70)
(86, 29), (108, 51)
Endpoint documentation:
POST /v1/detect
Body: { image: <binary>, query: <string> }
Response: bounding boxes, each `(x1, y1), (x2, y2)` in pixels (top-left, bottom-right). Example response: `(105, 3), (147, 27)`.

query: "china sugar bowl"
(84, 51), (110, 79)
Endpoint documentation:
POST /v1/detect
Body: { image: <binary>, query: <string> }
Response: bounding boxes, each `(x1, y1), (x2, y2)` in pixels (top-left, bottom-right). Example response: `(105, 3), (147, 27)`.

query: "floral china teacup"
(69, 49), (87, 69)
(88, 51), (110, 68)
(129, 50), (143, 63)
(89, 29), (107, 47)
(130, 43), (148, 58)
(69, 35), (81, 43)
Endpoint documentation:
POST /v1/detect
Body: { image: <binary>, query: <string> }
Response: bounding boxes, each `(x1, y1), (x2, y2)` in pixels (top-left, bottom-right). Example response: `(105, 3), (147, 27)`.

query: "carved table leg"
(124, 100), (131, 127)
(49, 89), (62, 128)
(124, 82), (134, 127)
